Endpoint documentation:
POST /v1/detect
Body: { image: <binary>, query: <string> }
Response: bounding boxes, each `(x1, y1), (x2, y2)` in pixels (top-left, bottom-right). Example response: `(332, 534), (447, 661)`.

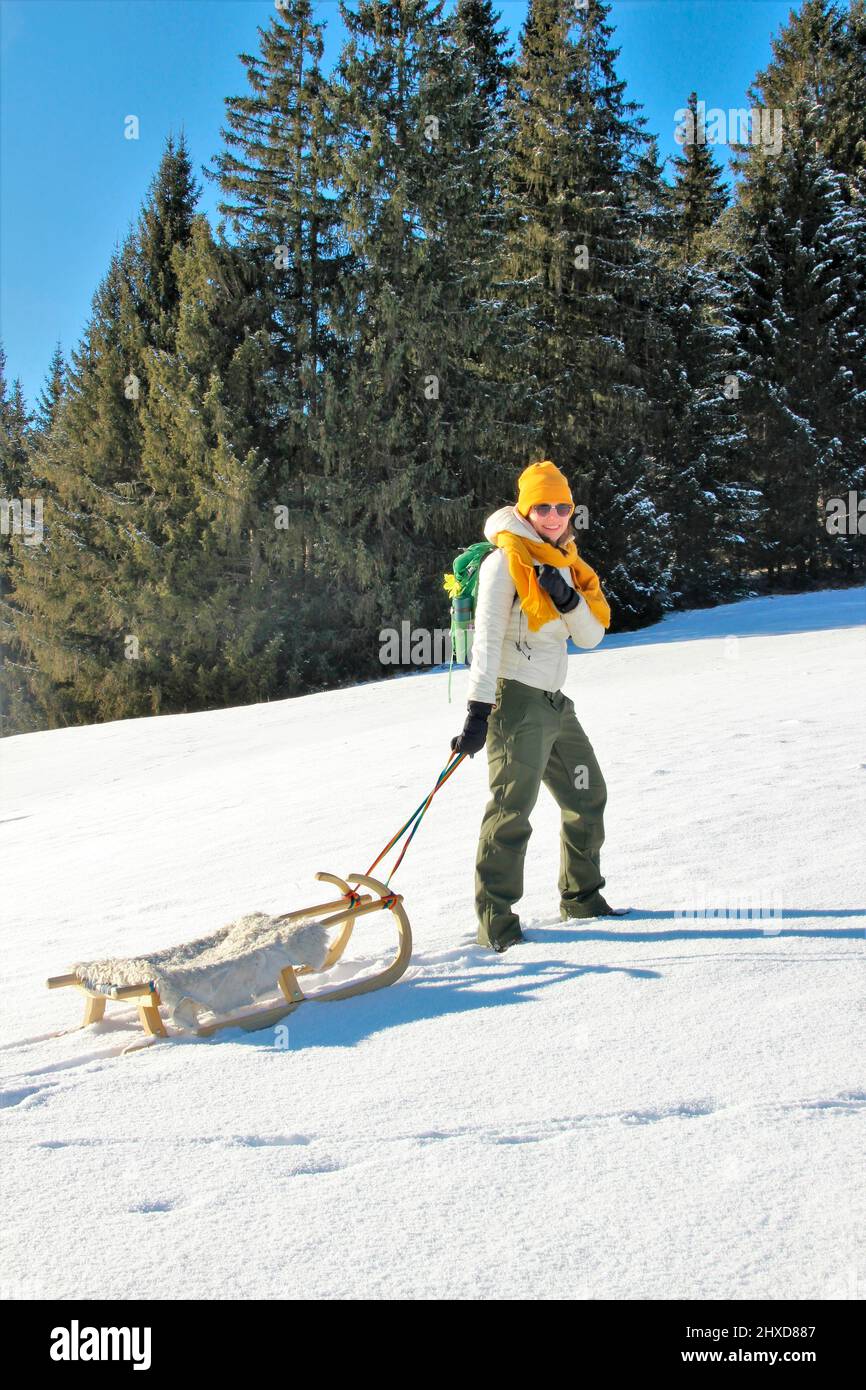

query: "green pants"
(475, 675), (607, 949)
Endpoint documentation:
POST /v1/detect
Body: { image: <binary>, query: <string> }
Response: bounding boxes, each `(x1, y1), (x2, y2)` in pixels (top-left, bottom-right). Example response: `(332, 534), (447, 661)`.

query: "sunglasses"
(531, 503), (573, 517)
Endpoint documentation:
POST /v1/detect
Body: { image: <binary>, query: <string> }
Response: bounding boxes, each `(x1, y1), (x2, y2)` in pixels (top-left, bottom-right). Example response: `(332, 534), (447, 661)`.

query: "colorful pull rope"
(365, 750), (466, 887)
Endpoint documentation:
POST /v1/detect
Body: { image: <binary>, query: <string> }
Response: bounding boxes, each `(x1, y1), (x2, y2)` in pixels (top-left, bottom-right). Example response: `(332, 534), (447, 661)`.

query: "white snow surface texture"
(1, 586), (864, 1301)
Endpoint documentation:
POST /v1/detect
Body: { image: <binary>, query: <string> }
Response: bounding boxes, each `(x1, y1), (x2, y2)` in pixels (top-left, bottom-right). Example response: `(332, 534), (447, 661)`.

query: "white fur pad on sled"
(73, 912), (331, 1031)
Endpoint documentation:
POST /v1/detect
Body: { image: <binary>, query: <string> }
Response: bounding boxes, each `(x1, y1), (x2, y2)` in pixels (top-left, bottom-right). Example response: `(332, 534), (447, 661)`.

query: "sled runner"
(46, 871), (412, 1049)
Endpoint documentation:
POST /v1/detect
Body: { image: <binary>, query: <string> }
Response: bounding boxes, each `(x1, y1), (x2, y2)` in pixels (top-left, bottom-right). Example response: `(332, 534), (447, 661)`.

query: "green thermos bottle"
(451, 593), (474, 664)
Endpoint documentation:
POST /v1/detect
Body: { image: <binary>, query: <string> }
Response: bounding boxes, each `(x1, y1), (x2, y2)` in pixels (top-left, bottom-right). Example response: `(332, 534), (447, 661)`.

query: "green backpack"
(442, 541), (495, 701)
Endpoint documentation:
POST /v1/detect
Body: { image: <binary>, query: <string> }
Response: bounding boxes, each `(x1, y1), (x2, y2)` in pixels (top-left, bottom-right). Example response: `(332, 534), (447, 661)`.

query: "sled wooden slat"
(46, 871), (412, 1051)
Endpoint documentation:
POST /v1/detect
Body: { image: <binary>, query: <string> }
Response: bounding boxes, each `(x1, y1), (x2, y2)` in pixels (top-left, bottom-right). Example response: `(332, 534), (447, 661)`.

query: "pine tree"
(203, 0), (344, 588)
(0, 351), (41, 733)
(627, 134), (675, 245)
(635, 100), (757, 606)
(668, 92), (730, 263)
(734, 0), (866, 207)
(34, 342), (67, 438)
(408, 0), (517, 512)
(318, 0), (448, 656)
(129, 216), (295, 708)
(496, 0), (669, 626)
(730, 98), (866, 584)
(830, 0), (866, 203)
(314, 0), (516, 683)
(2, 244), (141, 727)
(2, 135), (201, 727)
(641, 262), (759, 606)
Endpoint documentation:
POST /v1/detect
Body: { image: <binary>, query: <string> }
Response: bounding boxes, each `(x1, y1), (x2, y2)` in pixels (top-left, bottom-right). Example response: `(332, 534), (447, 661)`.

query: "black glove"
(451, 701), (493, 757)
(538, 563), (581, 613)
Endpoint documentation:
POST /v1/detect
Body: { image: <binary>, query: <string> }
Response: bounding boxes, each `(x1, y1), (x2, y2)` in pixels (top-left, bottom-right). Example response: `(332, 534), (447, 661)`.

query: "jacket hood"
(483, 504), (540, 545)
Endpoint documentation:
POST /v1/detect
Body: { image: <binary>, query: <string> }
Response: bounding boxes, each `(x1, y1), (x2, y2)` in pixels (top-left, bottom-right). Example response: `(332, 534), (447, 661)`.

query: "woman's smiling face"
(527, 504), (571, 544)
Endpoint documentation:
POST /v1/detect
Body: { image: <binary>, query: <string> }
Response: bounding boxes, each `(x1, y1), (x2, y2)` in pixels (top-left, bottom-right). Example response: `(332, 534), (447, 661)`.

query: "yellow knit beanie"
(516, 460), (574, 517)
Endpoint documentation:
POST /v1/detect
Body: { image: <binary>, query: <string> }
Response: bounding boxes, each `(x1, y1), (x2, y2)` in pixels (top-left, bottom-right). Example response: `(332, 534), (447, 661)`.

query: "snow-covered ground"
(2, 586), (864, 1300)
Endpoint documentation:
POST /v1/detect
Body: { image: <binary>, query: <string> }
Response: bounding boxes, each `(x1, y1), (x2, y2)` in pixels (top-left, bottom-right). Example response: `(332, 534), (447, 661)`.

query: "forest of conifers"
(0, 0), (863, 734)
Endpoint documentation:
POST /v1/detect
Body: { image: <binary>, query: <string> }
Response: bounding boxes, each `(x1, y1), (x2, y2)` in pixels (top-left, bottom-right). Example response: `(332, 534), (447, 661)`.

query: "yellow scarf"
(493, 530), (611, 631)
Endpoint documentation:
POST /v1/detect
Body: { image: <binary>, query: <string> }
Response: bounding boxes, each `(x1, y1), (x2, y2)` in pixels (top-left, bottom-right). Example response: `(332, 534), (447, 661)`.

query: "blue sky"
(1, 0), (801, 412)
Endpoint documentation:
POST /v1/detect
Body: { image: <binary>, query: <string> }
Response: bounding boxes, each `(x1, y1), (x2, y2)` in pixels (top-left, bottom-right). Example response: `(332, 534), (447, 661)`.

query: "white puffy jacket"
(465, 505), (606, 705)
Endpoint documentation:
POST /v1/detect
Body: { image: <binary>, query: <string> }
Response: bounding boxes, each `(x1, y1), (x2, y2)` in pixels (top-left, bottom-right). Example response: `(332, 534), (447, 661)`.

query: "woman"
(450, 460), (620, 952)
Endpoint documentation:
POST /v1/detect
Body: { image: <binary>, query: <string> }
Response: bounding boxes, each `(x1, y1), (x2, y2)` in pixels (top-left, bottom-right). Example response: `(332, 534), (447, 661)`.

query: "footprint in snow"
(0, 1084), (53, 1109)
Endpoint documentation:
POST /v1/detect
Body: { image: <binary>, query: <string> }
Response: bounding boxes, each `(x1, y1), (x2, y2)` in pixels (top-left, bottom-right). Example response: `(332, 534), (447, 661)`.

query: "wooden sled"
(46, 871), (412, 1049)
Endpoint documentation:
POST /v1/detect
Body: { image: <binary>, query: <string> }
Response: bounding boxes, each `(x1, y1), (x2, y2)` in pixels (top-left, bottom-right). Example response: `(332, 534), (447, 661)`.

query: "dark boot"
(491, 929), (526, 953)
(560, 894), (615, 920)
